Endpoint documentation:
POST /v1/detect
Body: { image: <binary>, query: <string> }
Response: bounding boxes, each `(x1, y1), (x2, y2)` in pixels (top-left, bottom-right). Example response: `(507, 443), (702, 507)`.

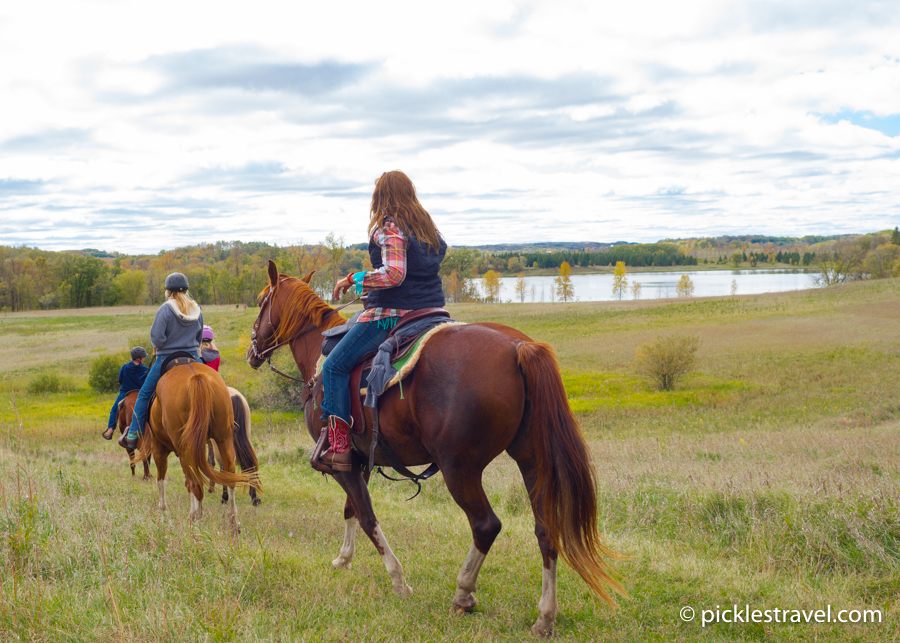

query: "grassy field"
(1, 279), (899, 642)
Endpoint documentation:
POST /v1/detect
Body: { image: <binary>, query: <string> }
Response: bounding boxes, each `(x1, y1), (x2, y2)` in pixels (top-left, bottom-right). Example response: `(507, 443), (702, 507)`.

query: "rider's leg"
(104, 390), (127, 439)
(123, 355), (165, 448)
(316, 320), (392, 471)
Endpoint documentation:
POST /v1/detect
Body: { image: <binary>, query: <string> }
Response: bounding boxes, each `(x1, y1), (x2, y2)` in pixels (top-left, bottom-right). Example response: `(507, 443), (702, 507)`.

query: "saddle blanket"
(315, 321), (468, 402)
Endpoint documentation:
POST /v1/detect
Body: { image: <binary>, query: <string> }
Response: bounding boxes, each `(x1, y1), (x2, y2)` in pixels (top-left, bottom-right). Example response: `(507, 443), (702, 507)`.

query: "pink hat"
(202, 325), (214, 341)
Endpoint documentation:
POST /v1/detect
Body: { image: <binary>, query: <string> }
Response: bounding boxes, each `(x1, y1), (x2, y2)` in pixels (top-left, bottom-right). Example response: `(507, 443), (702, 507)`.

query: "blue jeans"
(108, 390), (129, 429)
(321, 321), (392, 422)
(128, 351), (198, 435)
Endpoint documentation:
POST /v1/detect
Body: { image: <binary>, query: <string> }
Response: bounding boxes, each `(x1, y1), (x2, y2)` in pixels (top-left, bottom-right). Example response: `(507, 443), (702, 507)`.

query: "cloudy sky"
(1, 0), (898, 253)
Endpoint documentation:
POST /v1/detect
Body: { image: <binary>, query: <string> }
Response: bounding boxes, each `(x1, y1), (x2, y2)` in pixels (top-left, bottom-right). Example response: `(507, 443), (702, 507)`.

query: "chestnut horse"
(132, 364), (260, 534)
(116, 390), (151, 479)
(247, 260), (623, 636)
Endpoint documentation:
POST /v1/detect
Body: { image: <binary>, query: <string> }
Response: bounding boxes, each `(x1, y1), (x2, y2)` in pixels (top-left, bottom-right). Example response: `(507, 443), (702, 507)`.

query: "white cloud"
(1, 0), (899, 253)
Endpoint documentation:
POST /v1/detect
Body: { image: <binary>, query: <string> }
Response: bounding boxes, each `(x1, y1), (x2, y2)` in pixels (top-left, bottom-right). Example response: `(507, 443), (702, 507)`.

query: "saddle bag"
(321, 310), (364, 356)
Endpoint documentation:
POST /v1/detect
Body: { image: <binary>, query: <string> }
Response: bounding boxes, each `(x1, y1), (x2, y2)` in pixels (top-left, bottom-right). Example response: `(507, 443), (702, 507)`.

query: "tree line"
(495, 242), (699, 270)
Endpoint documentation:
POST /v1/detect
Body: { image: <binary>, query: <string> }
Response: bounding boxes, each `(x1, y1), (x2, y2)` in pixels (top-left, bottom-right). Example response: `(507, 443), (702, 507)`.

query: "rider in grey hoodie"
(120, 272), (203, 449)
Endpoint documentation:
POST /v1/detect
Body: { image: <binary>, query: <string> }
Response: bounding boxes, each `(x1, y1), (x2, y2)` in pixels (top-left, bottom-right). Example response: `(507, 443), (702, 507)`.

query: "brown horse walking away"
(247, 260), (624, 636)
(132, 364), (260, 534)
(117, 390), (151, 479)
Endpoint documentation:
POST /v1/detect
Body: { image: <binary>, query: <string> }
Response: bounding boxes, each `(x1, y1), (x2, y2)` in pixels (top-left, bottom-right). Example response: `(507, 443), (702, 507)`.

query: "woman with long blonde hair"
(313, 170), (447, 473)
(120, 272), (204, 449)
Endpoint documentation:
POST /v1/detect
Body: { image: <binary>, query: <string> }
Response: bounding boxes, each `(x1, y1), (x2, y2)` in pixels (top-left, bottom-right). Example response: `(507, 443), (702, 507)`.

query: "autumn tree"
(630, 281), (642, 300)
(611, 261), (628, 300)
(514, 273), (527, 302)
(554, 261), (574, 302)
(675, 274), (695, 297)
(482, 270), (502, 303)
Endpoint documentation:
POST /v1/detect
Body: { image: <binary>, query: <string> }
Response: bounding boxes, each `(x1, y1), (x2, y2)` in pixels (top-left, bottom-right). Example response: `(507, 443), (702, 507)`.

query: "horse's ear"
(300, 269), (316, 284)
(267, 260), (278, 287)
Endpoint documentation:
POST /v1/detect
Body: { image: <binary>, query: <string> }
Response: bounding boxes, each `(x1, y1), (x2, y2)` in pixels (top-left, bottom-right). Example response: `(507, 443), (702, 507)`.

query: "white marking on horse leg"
(157, 479), (167, 511)
(372, 524), (412, 596)
(531, 559), (558, 637)
(189, 492), (203, 522)
(227, 487), (239, 535)
(452, 544), (486, 613)
(332, 517), (358, 570)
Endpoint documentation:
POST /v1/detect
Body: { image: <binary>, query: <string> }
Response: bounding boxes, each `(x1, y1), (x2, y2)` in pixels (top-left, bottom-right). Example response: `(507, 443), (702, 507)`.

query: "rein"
(250, 279), (361, 382)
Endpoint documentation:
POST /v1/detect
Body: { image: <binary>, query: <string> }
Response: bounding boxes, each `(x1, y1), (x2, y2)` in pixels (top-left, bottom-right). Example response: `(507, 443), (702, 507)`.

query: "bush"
(634, 334), (699, 391)
(27, 373), (63, 395)
(89, 353), (125, 393)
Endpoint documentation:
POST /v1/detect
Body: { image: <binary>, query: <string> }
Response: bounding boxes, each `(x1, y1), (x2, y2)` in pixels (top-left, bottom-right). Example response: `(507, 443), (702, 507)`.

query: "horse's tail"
(230, 391), (259, 475)
(184, 373), (260, 491)
(516, 341), (626, 607)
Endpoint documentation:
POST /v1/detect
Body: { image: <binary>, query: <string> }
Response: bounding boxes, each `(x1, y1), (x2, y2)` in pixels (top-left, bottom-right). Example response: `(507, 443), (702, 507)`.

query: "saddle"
(160, 351), (200, 376)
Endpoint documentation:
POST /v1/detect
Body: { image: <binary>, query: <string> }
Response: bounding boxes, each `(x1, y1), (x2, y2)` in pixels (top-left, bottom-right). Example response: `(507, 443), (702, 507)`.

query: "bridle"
(249, 277), (361, 382)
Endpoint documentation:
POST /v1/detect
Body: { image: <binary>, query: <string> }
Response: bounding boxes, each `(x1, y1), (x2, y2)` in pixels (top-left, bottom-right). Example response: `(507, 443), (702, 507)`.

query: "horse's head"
(246, 259), (320, 369)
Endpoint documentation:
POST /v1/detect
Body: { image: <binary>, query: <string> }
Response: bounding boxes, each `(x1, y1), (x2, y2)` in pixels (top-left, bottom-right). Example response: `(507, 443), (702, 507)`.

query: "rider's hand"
(332, 276), (353, 301)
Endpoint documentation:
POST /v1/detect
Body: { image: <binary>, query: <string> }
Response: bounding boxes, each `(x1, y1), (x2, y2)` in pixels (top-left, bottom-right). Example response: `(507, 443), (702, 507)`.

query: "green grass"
(1, 281), (900, 640)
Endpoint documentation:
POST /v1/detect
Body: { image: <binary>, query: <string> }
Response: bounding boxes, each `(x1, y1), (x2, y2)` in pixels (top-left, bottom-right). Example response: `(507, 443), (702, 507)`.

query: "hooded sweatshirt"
(201, 347), (220, 371)
(150, 298), (204, 354)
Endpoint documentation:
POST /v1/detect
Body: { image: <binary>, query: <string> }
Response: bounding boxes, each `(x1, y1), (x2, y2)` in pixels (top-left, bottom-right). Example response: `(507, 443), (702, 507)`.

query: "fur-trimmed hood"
(164, 298), (202, 323)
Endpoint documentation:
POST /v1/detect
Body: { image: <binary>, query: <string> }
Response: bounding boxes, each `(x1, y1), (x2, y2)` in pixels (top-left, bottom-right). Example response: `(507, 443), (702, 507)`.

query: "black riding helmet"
(164, 272), (189, 291)
(131, 346), (148, 360)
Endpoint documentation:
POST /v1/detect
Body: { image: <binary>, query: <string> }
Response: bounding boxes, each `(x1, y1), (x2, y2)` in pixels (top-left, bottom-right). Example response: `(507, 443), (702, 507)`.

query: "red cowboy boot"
(314, 416), (353, 473)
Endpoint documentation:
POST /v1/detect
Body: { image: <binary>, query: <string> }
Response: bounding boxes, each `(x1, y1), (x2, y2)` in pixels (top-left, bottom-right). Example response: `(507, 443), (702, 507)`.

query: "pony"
(132, 362), (260, 534)
(117, 390), (151, 479)
(206, 387), (262, 507)
(246, 260), (624, 636)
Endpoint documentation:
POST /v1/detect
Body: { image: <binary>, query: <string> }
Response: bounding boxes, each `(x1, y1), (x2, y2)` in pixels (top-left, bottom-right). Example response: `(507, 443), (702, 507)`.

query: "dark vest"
(367, 229), (447, 310)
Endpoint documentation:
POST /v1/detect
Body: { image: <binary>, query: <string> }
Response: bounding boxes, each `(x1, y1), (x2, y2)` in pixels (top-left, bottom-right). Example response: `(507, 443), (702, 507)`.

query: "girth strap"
(369, 405), (440, 500)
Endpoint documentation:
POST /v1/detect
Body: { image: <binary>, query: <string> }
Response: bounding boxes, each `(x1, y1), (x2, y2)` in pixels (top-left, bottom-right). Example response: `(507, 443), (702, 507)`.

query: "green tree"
(611, 261), (627, 300)
(730, 252), (742, 268)
(892, 227), (900, 245)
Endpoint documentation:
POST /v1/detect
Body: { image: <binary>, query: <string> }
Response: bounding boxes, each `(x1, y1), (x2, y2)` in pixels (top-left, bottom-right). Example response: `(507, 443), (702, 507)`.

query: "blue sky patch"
(819, 111), (900, 137)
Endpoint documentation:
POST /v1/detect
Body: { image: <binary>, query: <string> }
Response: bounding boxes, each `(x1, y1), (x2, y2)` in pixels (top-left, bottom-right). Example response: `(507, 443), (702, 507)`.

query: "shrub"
(89, 353), (125, 392)
(28, 373), (63, 395)
(634, 333), (699, 391)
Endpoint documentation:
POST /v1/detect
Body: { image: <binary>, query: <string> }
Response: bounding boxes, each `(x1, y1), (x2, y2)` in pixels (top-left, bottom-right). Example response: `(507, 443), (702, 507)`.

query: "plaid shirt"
(352, 221), (411, 324)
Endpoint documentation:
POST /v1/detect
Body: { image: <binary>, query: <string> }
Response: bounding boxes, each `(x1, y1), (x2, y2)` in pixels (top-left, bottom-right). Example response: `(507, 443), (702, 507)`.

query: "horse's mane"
(258, 275), (344, 343)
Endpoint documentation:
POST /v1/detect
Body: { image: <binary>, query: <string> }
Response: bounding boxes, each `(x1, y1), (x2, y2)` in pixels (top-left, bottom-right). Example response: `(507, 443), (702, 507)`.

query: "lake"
(482, 269), (819, 303)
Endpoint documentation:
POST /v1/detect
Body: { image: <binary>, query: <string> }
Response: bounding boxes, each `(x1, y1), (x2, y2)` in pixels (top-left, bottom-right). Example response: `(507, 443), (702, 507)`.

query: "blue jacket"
(119, 361), (149, 393)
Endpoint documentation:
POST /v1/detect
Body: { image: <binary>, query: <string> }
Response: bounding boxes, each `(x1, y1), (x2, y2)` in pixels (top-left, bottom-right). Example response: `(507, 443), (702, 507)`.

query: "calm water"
(481, 269), (818, 303)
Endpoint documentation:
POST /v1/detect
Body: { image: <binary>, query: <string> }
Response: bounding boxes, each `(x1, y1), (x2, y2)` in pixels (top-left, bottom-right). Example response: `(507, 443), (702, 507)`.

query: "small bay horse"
(132, 363), (260, 534)
(247, 260), (623, 636)
(117, 390), (151, 479)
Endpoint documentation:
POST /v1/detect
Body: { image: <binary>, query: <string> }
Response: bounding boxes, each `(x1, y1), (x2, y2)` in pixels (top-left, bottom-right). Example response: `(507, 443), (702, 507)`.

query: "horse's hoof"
(332, 557), (352, 571)
(531, 618), (554, 637)
(452, 592), (477, 614)
(393, 584), (413, 598)
(252, 498), (262, 507)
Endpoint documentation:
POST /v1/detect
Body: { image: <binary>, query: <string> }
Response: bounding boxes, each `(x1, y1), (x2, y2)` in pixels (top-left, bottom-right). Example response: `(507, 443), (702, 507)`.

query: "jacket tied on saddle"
(319, 311), (459, 408)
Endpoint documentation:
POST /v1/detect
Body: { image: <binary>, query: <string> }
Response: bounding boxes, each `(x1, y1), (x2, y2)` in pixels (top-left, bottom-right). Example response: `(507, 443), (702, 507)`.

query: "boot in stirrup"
(312, 416), (353, 473)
